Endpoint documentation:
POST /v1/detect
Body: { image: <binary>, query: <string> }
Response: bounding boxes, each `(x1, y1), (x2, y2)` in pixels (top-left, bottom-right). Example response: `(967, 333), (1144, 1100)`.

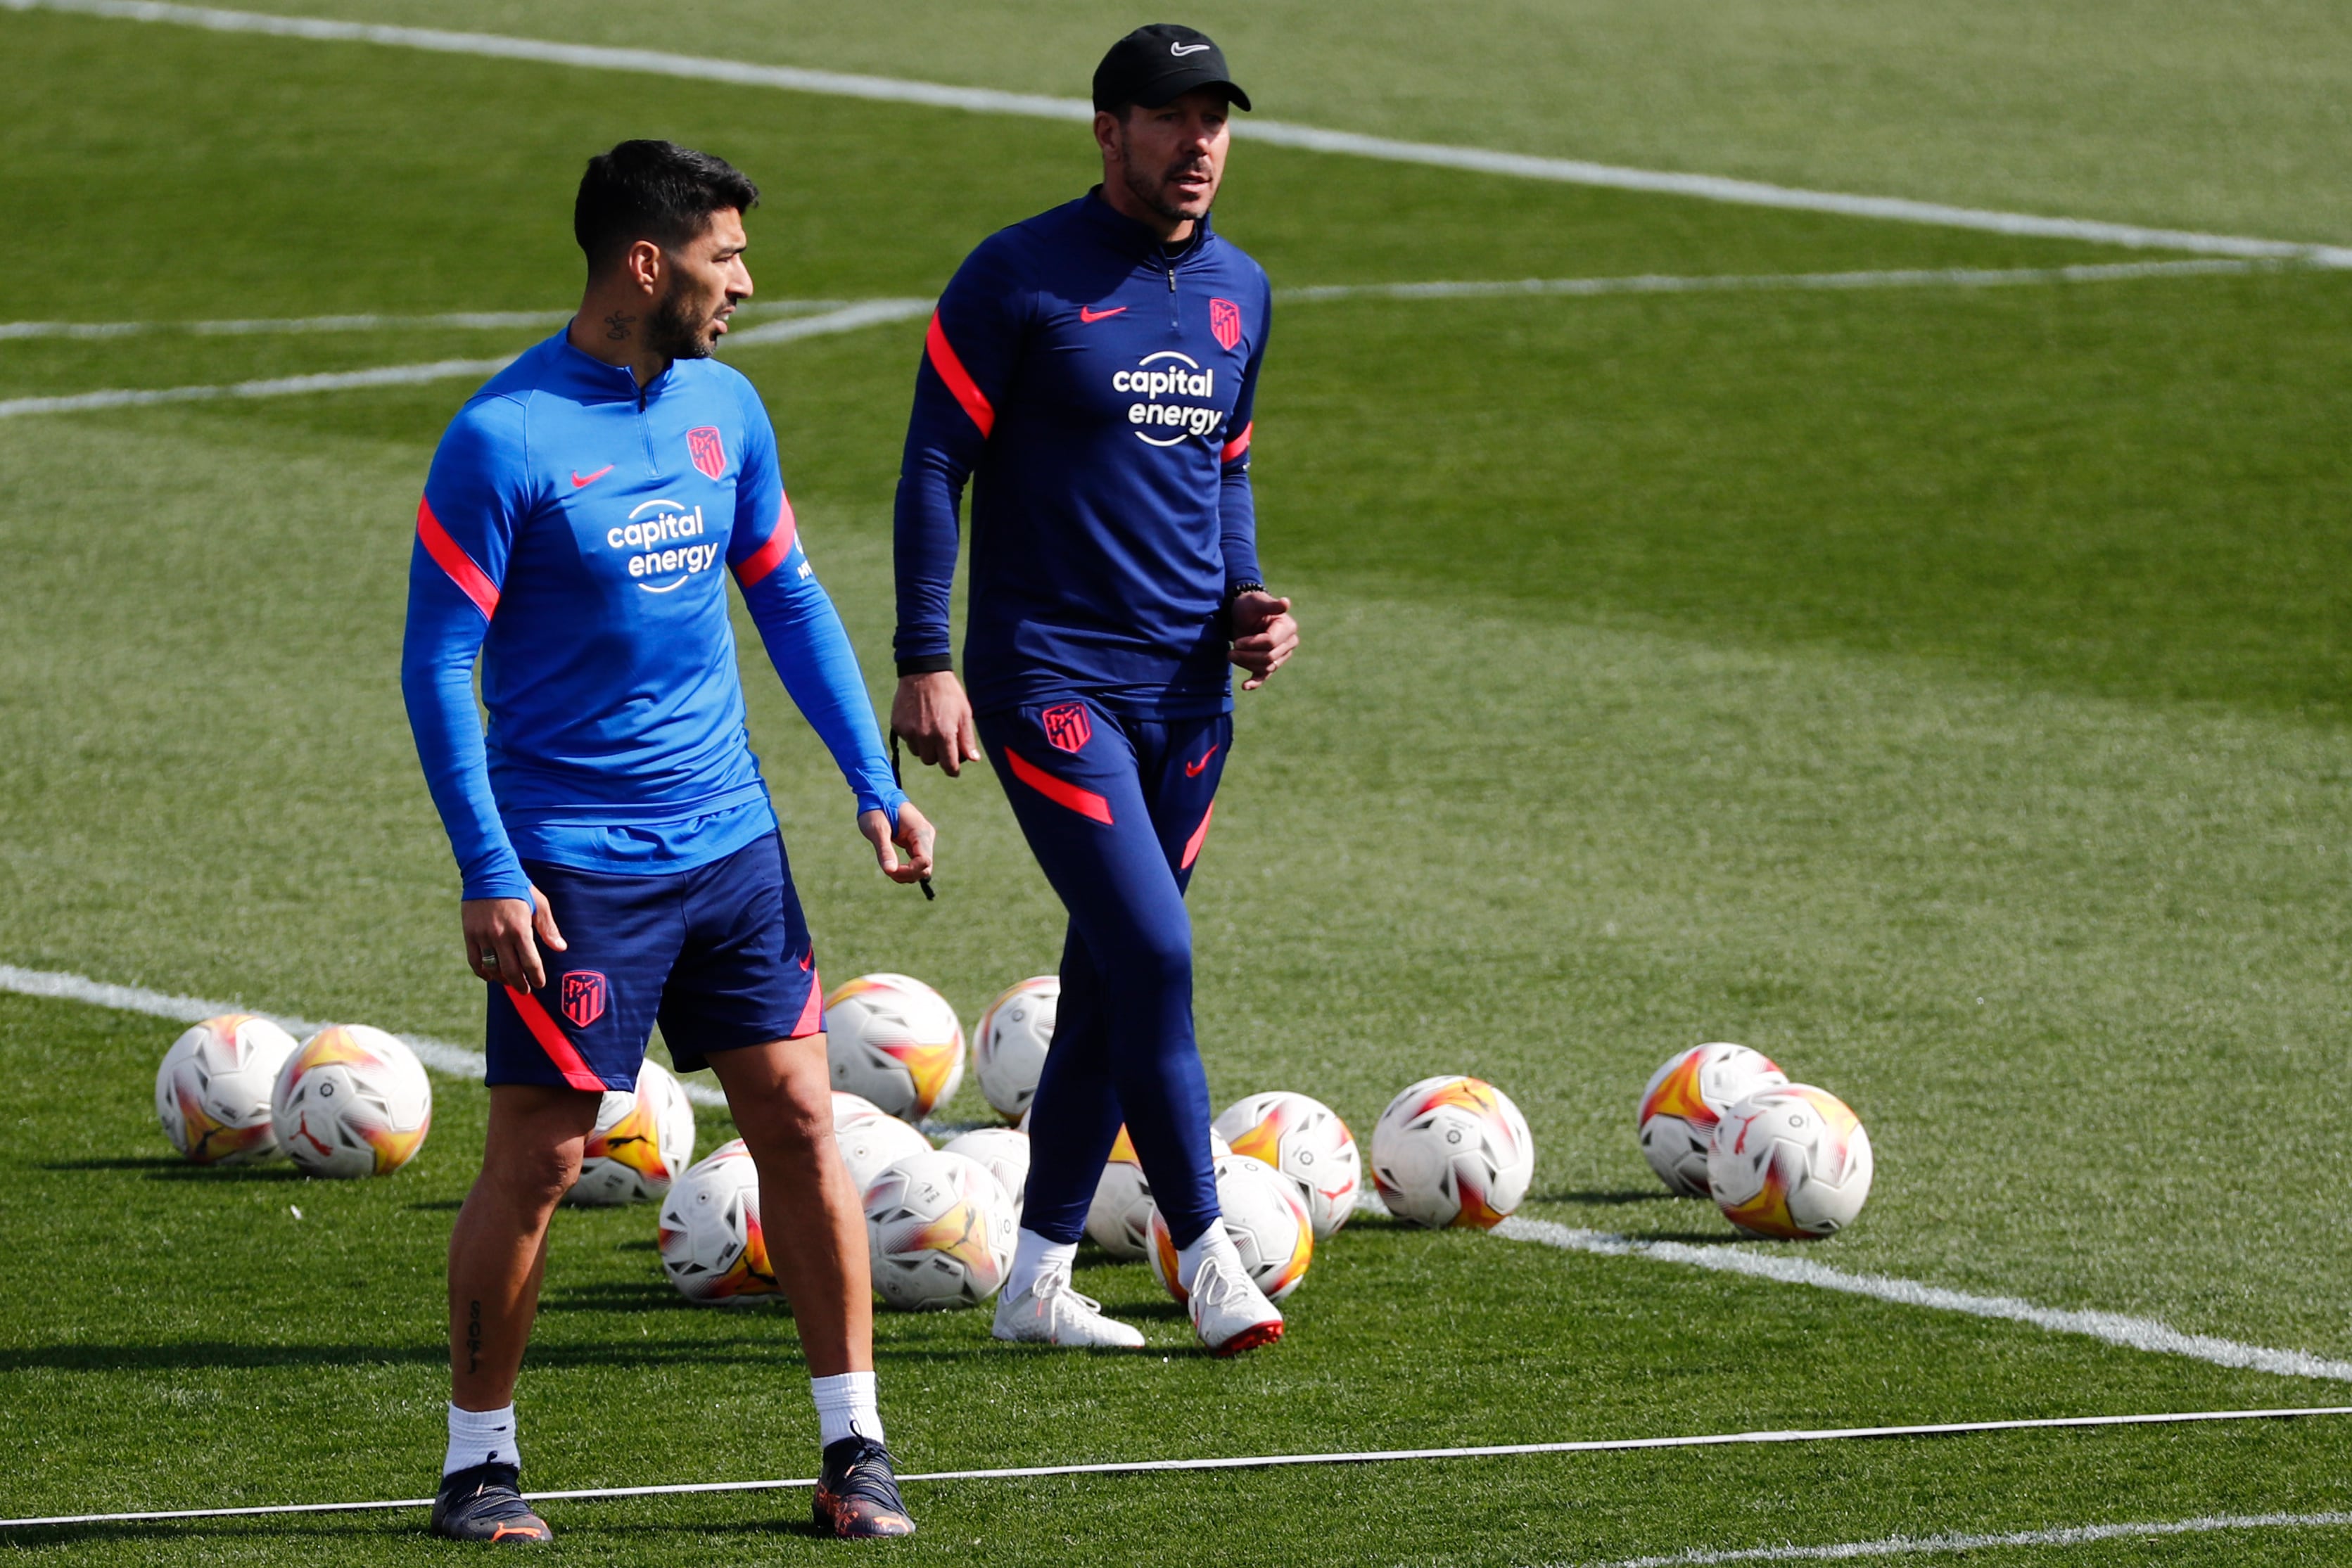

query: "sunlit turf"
(6, 2), (2352, 1562)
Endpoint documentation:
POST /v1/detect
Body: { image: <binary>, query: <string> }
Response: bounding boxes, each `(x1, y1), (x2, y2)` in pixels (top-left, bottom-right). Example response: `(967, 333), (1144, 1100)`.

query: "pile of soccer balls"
(1636, 1043), (1874, 1237)
(155, 1014), (436, 1179)
(660, 971), (1545, 1313)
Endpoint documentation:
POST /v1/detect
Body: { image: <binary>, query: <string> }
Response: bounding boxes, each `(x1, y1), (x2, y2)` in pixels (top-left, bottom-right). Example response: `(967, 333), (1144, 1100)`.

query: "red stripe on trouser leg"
(925, 313), (996, 438)
(507, 988), (606, 1091)
(1180, 802), (1216, 869)
(415, 496), (500, 620)
(1005, 748), (1114, 824)
(789, 969), (825, 1038)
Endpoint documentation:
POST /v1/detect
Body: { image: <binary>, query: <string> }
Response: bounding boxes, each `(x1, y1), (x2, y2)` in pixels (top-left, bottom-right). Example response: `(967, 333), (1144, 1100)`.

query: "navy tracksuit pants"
(978, 696), (1229, 1249)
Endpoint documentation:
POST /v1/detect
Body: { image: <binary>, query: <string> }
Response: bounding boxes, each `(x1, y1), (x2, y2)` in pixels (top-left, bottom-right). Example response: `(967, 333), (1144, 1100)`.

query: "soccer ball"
(864, 1150), (1017, 1311)
(824, 974), (965, 1121)
(272, 1026), (433, 1178)
(1370, 1076), (1534, 1230)
(658, 1139), (779, 1304)
(1213, 1090), (1362, 1239)
(563, 1057), (697, 1207)
(1148, 1154), (1314, 1306)
(833, 1099), (934, 1197)
(941, 1126), (1030, 1216)
(1638, 1043), (1788, 1198)
(1085, 1125), (1229, 1259)
(155, 1014), (299, 1164)
(973, 975), (1057, 1122)
(1708, 1083), (1874, 1239)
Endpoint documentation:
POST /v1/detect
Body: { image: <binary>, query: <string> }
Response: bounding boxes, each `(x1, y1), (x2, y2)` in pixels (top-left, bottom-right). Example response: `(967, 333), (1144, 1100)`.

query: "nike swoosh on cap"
(571, 465), (614, 488)
(1170, 42), (1211, 54)
(1079, 306), (1127, 323)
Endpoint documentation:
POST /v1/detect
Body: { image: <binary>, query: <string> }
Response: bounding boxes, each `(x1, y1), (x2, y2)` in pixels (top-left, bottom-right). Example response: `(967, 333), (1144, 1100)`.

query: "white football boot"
(991, 1261), (1147, 1349)
(1185, 1250), (1285, 1356)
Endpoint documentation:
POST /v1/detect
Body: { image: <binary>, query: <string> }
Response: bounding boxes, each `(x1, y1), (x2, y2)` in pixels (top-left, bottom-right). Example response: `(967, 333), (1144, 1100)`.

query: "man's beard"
(646, 286), (718, 360)
(1119, 142), (1212, 227)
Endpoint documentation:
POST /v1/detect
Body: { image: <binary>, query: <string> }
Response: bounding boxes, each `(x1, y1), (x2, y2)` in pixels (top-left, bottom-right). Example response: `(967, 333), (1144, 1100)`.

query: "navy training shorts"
(485, 832), (821, 1093)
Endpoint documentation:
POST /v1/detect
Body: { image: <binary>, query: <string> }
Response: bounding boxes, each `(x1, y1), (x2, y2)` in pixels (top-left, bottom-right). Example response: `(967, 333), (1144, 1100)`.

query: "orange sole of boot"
(1212, 1320), (1285, 1358)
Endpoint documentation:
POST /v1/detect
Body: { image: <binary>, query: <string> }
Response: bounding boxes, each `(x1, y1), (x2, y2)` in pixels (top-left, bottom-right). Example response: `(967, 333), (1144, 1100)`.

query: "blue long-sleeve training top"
(894, 191), (1271, 718)
(402, 332), (904, 903)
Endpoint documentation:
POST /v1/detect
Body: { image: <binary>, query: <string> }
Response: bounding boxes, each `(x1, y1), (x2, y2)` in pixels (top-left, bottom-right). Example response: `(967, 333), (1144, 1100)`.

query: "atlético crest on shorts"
(561, 970), (609, 1029)
(687, 426), (727, 480)
(1042, 702), (1092, 754)
(1209, 298), (1243, 353)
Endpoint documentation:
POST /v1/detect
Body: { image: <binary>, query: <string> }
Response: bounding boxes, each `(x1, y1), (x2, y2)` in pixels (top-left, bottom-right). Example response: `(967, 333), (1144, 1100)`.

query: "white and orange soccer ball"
(1708, 1083), (1874, 1239)
(864, 1149), (1018, 1311)
(271, 1026), (432, 1178)
(1148, 1153), (1314, 1306)
(1371, 1076), (1534, 1230)
(973, 975), (1057, 1122)
(832, 1096), (934, 1197)
(1213, 1090), (1361, 1239)
(1085, 1125), (1229, 1259)
(155, 1014), (300, 1165)
(941, 1126), (1030, 1216)
(658, 1138), (780, 1304)
(1637, 1043), (1789, 1198)
(563, 1057), (697, 1207)
(824, 974), (965, 1121)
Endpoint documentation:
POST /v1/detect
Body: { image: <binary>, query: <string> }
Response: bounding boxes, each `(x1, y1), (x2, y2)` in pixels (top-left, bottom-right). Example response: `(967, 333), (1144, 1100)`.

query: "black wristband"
(1226, 580), (1268, 603)
(896, 654), (954, 677)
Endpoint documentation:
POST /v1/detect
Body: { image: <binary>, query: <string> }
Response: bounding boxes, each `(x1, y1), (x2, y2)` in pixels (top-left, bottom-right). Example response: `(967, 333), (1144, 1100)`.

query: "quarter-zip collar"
(551, 330), (682, 408)
(1079, 186), (1219, 269)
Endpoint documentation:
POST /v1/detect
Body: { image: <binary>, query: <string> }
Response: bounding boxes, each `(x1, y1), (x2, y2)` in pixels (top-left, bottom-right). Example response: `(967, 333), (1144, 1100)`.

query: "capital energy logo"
(606, 498), (720, 592)
(1113, 350), (1222, 447)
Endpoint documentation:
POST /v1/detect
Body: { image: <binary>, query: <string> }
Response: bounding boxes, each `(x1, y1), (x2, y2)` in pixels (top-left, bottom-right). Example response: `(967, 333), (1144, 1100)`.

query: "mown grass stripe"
(1561, 1508), (2352, 1567)
(8, 0), (2351, 266)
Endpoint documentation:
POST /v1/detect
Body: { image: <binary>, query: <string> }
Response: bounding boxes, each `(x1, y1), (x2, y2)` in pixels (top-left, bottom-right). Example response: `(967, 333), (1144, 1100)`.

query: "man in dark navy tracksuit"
(891, 25), (1300, 1355)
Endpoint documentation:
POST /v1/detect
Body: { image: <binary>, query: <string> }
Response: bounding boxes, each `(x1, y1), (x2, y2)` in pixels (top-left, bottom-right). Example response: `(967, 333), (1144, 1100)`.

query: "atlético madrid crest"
(687, 426), (727, 480)
(1209, 298), (1242, 352)
(1041, 703), (1093, 754)
(561, 971), (609, 1030)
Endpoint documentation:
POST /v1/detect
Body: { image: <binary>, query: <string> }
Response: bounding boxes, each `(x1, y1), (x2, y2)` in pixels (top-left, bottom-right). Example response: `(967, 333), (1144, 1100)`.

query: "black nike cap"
(1092, 23), (1252, 114)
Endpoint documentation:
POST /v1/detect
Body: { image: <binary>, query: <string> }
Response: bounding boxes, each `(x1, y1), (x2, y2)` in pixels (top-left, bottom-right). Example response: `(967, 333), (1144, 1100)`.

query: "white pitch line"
(8, 959), (2352, 1383)
(1561, 1510), (2352, 1568)
(4, 1406), (2344, 1529)
(9, 0), (2350, 267)
(1496, 1218), (2352, 1384)
(0, 301), (853, 341)
(0, 300), (932, 421)
(1282, 257), (2294, 303)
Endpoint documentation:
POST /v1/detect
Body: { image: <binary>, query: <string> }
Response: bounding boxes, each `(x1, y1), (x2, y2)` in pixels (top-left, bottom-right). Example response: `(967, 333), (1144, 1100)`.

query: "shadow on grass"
(40, 1158), (305, 1183)
(0, 1517), (410, 1548)
(1546, 1188), (1679, 1206)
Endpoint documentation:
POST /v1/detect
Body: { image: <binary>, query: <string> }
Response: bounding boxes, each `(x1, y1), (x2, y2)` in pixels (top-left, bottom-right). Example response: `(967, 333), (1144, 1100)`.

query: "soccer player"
(402, 141), (930, 1542)
(891, 26), (1299, 1355)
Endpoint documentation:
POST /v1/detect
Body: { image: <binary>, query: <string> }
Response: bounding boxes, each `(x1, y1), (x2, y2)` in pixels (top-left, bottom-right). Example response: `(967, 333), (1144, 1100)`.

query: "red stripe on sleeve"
(1005, 748), (1114, 825)
(789, 969), (825, 1039)
(925, 312), (996, 438)
(1220, 422), (1253, 463)
(506, 988), (607, 1092)
(1180, 801), (1216, 869)
(732, 492), (799, 588)
(415, 496), (500, 620)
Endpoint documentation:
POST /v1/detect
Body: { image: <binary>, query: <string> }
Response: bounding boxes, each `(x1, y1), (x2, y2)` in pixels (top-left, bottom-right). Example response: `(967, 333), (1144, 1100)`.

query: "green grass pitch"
(4, 2), (2352, 1563)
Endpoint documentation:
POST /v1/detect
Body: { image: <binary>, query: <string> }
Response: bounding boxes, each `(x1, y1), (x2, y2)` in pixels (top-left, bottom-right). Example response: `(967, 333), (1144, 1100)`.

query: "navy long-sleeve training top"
(402, 333), (903, 903)
(893, 191), (1270, 718)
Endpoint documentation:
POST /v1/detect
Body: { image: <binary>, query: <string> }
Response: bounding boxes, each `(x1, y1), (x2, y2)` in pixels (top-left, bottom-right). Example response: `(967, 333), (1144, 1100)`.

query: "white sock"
(1005, 1228), (1078, 1302)
(811, 1371), (884, 1448)
(1176, 1221), (1242, 1294)
(444, 1403), (519, 1476)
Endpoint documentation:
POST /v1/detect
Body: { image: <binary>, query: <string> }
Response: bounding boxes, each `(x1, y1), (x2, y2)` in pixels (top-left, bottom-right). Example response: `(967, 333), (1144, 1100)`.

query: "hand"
(1228, 591), (1299, 691)
(891, 672), (981, 776)
(462, 886), (566, 990)
(861, 801), (936, 884)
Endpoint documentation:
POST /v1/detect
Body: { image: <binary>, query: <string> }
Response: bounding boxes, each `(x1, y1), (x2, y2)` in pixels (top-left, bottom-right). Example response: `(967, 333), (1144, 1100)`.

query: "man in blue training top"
(891, 27), (1300, 1356)
(403, 141), (932, 1543)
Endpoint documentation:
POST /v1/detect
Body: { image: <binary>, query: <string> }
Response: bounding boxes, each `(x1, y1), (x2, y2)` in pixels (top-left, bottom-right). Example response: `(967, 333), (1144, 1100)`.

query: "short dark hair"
(573, 140), (760, 272)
